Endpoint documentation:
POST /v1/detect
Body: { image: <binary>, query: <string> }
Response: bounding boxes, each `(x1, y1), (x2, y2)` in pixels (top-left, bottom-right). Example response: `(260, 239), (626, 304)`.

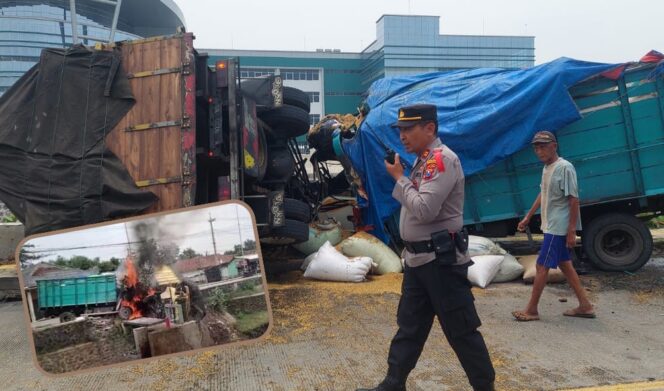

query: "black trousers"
(387, 258), (495, 390)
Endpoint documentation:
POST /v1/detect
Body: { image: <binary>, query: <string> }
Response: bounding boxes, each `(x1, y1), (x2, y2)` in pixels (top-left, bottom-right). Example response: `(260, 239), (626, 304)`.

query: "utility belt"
(403, 228), (469, 265)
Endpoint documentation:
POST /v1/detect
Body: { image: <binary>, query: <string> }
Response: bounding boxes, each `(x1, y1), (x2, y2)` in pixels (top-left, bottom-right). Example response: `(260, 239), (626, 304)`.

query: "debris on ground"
(584, 257), (664, 304)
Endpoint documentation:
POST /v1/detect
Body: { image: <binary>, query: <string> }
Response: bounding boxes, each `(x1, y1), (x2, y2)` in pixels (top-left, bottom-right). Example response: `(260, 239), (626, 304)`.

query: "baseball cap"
(531, 130), (557, 144)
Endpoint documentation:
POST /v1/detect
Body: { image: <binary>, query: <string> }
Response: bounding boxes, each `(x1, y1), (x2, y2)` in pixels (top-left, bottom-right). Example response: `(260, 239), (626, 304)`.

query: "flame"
(124, 257), (139, 288)
(119, 256), (157, 320)
(120, 298), (142, 320)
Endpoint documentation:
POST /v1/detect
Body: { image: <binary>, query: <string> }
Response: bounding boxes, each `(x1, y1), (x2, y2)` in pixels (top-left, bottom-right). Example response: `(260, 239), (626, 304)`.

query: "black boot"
(356, 366), (407, 391)
(472, 382), (495, 391)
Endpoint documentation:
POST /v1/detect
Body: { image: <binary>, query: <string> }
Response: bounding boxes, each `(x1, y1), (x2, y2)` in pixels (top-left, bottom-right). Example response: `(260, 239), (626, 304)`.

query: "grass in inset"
(235, 310), (269, 334)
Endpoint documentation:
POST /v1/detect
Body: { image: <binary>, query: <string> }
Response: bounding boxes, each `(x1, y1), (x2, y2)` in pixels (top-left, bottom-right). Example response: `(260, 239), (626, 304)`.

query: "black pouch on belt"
(454, 228), (469, 253)
(431, 229), (457, 265)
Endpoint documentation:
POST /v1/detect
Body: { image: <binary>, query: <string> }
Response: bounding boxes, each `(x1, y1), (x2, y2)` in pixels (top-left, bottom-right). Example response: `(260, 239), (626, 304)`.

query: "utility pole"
(124, 223), (132, 256)
(208, 213), (218, 261)
(235, 205), (244, 256)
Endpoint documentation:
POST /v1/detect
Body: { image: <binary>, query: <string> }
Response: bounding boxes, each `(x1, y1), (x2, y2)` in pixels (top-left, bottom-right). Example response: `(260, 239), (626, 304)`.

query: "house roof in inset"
(174, 254), (234, 274)
(23, 263), (97, 287)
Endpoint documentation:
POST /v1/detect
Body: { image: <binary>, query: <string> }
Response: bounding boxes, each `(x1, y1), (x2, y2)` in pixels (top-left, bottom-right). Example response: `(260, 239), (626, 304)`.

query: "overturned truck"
(0, 32), (314, 244)
(310, 54), (664, 272)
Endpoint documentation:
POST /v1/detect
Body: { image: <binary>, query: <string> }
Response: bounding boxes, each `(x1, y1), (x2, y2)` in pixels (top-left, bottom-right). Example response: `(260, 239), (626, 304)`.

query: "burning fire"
(119, 257), (157, 320)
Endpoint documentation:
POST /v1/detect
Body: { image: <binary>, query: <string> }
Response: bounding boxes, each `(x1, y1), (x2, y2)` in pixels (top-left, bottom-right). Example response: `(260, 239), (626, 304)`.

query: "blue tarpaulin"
(341, 57), (618, 243)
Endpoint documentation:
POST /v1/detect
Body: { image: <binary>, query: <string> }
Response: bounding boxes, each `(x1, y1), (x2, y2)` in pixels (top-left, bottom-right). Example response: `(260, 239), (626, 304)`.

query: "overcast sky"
(25, 203), (255, 263)
(174, 0), (662, 64)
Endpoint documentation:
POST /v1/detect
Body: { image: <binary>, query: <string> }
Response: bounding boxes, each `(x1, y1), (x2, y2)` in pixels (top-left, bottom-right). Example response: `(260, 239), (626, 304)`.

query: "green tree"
(2, 213), (17, 223)
(54, 255), (68, 267)
(179, 248), (201, 260)
(207, 287), (230, 312)
(18, 244), (44, 266)
(67, 255), (95, 270)
(243, 239), (256, 252)
(98, 261), (117, 273)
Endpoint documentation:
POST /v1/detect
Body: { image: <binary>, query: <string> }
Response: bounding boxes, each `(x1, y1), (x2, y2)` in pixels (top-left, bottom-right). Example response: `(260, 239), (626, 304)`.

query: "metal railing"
(70, 0), (123, 45)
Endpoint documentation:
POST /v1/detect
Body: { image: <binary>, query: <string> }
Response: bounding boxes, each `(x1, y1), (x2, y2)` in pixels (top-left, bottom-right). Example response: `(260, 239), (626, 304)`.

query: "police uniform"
(358, 105), (495, 391)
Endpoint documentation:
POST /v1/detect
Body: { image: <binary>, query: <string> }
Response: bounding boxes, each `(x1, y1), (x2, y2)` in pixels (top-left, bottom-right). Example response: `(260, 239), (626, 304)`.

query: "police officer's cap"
(391, 104), (438, 128)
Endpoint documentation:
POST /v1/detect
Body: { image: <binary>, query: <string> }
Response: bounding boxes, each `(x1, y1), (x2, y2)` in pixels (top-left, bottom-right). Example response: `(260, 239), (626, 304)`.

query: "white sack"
(301, 252), (318, 271)
(303, 241), (373, 282)
(468, 235), (507, 257)
(491, 253), (525, 283)
(468, 255), (504, 288)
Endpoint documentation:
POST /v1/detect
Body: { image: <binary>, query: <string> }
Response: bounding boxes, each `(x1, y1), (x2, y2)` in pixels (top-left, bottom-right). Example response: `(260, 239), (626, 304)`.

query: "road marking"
(562, 380), (664, 391)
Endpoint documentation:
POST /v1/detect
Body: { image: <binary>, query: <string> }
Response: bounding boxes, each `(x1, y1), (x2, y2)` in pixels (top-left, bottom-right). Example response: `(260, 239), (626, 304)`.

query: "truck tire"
(59, 312), (76, 323)
(259, 104), (310, 139)
(284, 87), (310, 112)
(260, 219), (309, 245)
(264, 146), (294, 181)
(583, 213), (653, 272)
(284, 198), (311, 222)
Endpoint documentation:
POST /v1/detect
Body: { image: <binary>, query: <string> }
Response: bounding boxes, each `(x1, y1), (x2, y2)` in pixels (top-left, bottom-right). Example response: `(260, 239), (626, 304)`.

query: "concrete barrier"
(0, 223), (24, 261)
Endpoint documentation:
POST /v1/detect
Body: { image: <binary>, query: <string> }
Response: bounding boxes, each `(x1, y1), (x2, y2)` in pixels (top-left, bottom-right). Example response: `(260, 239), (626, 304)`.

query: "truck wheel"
(284, 198), (311, 222)
(264, 146), (294, 181)
(284, 87), (310, 112)
(260, 219), (309, 245)
(118, 306), (133, 320)
(259, 104), (310, 139)
(583, 213), (653, 272)
(59, 312), (76, 323)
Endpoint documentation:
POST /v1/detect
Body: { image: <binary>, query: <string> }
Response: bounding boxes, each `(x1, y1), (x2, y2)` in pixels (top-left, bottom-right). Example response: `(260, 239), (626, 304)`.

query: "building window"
(306, 92), (320, 103)
(282, 69), (319, 81)
(309, 114), (320, 125)
(325, 69), (362, 74)
(240, 68), (275, 78)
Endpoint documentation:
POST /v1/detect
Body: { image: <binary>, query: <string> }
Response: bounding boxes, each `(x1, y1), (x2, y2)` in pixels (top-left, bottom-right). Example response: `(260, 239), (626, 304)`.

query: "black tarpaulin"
(0, 45), (157, 235)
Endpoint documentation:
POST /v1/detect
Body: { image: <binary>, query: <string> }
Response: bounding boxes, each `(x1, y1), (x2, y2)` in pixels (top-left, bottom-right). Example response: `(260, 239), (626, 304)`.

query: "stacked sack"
(467, 236), (567, 288)
(467, 236), (524, 288)
(299, 230), (403, 283)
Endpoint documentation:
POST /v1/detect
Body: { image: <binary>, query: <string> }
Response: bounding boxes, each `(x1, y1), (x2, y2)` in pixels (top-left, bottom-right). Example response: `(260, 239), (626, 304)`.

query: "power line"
(25, 226), (255, 254)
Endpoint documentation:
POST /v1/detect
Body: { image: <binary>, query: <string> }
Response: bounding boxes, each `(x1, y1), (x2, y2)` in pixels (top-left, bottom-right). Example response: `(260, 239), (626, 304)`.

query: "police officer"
(357, 104), (495, 391)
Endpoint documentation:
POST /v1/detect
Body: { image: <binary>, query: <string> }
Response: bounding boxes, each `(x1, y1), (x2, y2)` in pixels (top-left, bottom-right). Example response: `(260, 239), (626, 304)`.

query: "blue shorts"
(537, 233), (571, 269)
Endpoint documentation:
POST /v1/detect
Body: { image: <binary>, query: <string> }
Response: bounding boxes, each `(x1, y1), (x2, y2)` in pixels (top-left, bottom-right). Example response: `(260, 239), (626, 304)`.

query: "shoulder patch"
(423, 159), (438, 181)
(433, 148), (445, 172)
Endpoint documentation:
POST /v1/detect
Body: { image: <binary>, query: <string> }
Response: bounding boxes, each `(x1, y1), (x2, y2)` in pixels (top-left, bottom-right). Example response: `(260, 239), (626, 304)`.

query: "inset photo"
(16, 202), (270, 375)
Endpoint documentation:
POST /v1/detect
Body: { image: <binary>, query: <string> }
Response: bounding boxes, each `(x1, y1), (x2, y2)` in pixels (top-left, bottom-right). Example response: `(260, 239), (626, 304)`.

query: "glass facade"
(206, 15), (536, 119)
(0, 0), (185, 95)
(361, 15), (535, 86)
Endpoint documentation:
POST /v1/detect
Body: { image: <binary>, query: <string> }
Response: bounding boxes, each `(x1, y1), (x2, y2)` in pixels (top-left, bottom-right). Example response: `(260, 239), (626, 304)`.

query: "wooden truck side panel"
(105, 34), (196, 214)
